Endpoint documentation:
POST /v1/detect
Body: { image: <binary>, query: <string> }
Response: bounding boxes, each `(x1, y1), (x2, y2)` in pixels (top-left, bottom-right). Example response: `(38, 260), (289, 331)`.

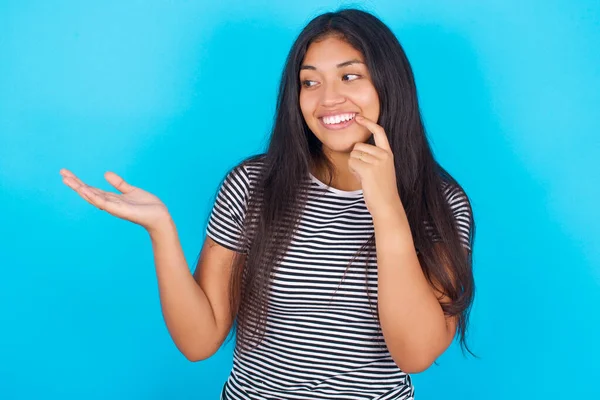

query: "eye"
(342, 74), (361, 82)
(301, 80), (318, 88)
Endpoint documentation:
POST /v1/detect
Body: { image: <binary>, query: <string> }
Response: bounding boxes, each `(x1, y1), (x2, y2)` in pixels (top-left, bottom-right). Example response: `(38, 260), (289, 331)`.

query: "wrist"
(370, 195), (405, 222)
(147, 213), (176, 239)
(371, 202), (414, 248)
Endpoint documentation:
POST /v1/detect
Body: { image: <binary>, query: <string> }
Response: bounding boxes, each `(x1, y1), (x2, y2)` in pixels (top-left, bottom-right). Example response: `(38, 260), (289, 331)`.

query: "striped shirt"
(206, 157), (472, 400)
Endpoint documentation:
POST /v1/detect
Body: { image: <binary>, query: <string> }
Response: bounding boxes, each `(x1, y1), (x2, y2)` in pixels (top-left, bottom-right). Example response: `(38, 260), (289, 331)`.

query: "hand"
(348, 116), (403, 219)
(60, 168), (171, 233)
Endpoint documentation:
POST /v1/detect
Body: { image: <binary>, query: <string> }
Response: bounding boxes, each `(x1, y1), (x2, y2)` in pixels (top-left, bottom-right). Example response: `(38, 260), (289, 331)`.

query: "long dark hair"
(226, 8), (476, 356)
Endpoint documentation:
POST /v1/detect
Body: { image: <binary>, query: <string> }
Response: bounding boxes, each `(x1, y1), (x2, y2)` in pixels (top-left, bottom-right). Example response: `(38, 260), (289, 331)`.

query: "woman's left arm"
(373, 205), (456, 374)
(349, 115), (457, 374)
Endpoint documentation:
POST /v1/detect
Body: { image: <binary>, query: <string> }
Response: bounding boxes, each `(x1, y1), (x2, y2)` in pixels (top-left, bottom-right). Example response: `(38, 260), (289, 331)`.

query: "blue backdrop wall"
(1, 1), (599, 399)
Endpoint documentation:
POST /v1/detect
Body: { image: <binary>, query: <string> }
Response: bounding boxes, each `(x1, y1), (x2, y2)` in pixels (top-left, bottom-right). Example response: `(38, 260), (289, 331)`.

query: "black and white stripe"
(207, 157), (472, 400)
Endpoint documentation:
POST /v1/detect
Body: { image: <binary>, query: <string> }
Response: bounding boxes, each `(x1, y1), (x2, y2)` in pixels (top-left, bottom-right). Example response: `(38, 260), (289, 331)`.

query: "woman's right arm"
(150, 217), (240, 361)
(60, 168), (238, 361)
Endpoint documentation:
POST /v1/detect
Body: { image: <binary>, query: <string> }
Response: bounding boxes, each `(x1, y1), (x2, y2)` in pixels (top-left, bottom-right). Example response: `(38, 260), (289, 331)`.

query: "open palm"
(60, 168), (170, 231)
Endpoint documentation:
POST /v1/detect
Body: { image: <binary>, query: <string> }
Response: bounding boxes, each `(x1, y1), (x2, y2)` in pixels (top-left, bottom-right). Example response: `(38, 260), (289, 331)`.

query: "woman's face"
(299, 36), (380, 155)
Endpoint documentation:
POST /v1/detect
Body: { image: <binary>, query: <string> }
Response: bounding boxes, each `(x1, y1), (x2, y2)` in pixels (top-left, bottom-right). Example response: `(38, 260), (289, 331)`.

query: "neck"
(312, 150), (362, 192)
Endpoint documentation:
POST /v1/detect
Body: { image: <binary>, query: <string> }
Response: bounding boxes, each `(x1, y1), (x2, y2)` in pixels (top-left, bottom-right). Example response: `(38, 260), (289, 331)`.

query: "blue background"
(1, 1), (599, 399)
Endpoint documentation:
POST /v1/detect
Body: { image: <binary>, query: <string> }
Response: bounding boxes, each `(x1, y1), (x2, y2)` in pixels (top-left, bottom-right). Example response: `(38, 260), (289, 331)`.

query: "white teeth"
(322, 113), (355, 125)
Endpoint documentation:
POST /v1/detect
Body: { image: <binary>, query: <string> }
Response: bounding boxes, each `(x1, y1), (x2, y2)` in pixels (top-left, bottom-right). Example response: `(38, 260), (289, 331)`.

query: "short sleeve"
(445, 183), (473, 252)
(206, 164), (250, 253)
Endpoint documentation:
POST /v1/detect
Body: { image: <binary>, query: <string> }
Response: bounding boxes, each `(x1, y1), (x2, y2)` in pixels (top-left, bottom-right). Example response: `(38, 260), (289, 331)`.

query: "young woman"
(61, 8), (475, 400)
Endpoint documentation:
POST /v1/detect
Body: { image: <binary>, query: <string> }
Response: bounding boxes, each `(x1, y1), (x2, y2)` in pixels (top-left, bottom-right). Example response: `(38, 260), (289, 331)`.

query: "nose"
(320, 81), (346, 107)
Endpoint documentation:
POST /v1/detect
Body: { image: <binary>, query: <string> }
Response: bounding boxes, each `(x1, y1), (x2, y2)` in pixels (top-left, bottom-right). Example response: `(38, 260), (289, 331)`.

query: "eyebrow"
(300, 59), (364, 70)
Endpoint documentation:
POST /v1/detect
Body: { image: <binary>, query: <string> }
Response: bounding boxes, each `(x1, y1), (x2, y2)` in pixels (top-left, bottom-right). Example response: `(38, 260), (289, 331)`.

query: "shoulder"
(440, 179), (471, 216)
(238, 154), (267, 183)
(440, 178), (474, 250)
(221, 154), (267, 193)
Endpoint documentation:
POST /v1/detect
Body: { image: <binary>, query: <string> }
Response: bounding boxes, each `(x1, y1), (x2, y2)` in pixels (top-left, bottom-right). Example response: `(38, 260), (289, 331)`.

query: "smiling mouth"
(318, 113), (357, 130)
(320, 112), (356, 125)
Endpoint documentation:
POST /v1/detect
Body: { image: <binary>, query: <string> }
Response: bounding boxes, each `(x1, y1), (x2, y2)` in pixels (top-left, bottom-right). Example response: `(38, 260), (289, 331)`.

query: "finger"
(59, 168), (73, 178)
(60, 169), (133, 196)
(62, 176), (115, 206)
(350, 149), (376, 164)
(59, 168), (79, 178)
(352, 142), (388, 159)
(104, 172), (136, 194)
(76, 185), (104, 209)
(60, 169), (88, 189)
(355, 115), (391, 151)
(62, 176), (89, 194)
(78, 186), (113, 212)
(87, 187), (121, 201)
(62, 176), (97, 196)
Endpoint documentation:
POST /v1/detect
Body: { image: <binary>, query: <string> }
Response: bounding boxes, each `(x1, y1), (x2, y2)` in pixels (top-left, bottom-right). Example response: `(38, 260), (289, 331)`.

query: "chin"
(318, 134), (371, 153)
(322, 143), (354, 154)
(321, 138), (368, 155)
